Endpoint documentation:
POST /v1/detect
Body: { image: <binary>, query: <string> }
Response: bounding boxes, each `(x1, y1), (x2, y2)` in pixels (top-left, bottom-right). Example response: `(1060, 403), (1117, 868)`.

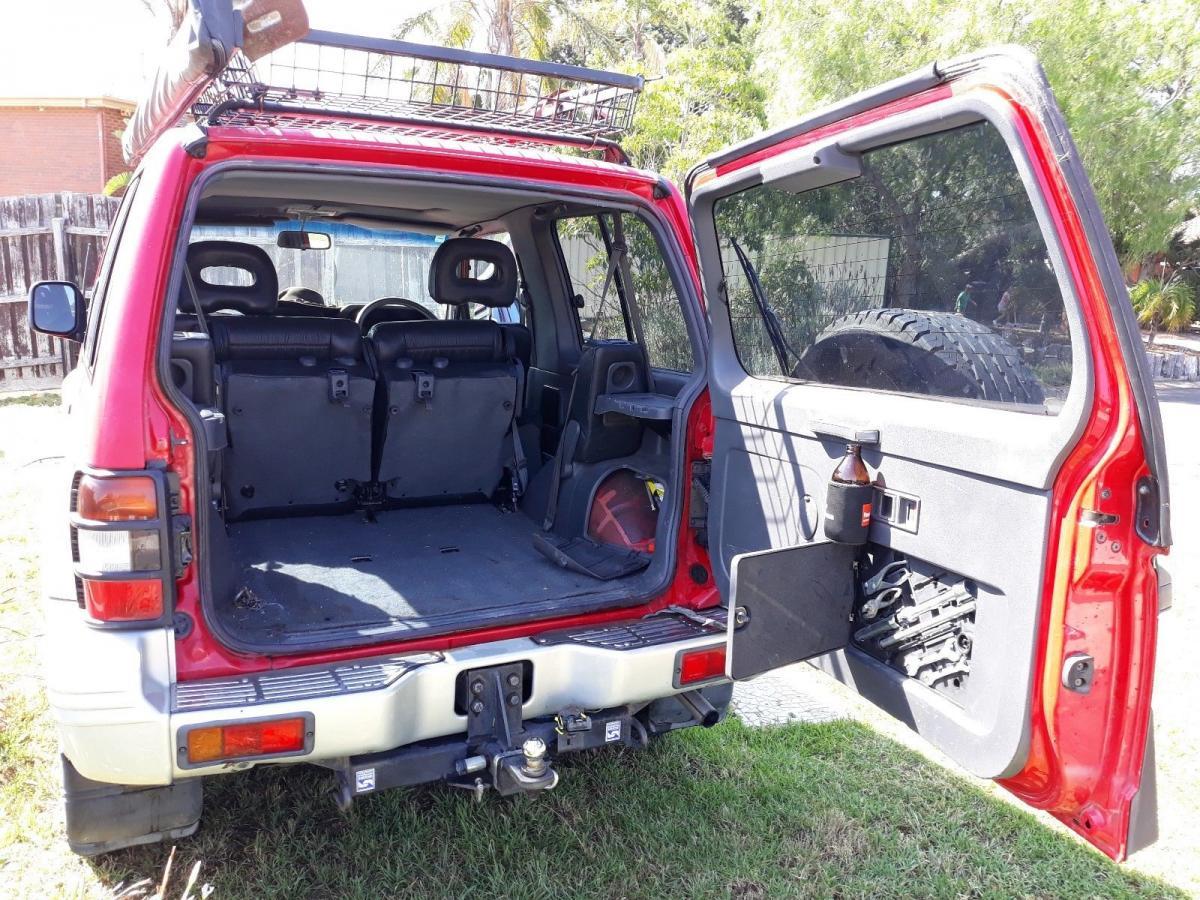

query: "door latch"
(1079, 509), (1119, 528)
(1061, 653), (1094, 694)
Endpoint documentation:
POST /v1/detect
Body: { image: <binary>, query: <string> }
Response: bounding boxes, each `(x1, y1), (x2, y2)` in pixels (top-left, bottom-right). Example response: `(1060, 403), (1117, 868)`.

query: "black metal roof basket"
(192, 31), (643, 157)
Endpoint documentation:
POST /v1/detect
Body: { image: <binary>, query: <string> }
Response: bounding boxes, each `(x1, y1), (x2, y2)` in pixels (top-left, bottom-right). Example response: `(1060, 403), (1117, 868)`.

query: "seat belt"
(609, 214), (654, 392)
(541, 363), (581, 530)
(183, 266), (211, 337)
(508, 361), (528, 498)
(589, 233), (625, 339)
(542, 237), (626, 529)
(183, 266), (221, 408)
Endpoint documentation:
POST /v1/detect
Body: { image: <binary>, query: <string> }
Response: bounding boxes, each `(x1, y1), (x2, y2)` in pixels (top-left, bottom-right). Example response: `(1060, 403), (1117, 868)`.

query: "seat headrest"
(210, 317), (363, 362)
(180, 241), (278, 316)
(428, 238), (518, 308)
(369, 320), (509, 366)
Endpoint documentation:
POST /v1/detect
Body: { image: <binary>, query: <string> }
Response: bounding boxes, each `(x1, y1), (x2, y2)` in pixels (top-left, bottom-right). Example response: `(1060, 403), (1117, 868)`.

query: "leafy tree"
(1130, 275), (1197, 341)
(396, 0), (610, 58)
(753, 0), (1200, 263)
(618, 0), (766, 183)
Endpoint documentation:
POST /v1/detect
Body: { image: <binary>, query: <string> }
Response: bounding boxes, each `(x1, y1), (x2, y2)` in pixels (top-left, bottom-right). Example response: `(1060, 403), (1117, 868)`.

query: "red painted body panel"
(981, 85), (1161, 860)
(94, 127), (714, 680)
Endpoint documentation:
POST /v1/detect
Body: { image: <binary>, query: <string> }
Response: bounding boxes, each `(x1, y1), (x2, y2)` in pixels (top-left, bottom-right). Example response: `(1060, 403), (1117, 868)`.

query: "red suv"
(29, 2), (1170, 861)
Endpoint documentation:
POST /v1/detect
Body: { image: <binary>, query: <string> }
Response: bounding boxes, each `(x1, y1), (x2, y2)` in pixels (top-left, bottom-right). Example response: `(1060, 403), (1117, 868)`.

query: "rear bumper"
(44, 601), (726, 785)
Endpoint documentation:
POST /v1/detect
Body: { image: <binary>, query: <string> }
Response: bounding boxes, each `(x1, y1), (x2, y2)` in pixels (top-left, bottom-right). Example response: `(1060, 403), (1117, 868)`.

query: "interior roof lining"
(197, 170), (583, 232)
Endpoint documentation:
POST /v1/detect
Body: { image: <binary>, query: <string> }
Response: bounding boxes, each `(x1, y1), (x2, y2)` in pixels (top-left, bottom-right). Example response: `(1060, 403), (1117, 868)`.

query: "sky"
(0, 0), (432, 100)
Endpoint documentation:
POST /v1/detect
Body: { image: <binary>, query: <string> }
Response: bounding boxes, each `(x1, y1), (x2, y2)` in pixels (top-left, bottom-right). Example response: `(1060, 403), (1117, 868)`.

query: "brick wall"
(0, 105), (130, 196)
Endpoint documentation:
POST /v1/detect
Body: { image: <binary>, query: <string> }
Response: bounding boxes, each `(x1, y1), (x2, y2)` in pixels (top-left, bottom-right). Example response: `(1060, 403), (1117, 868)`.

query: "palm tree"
(1130, 274), (1197, 343)
(396, 1), (611, 60)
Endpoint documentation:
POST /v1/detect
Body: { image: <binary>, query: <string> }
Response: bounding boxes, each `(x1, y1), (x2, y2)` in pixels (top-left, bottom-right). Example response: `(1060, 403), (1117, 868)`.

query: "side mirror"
(277, 230), (331, 250)
(29, 281), (85, 342)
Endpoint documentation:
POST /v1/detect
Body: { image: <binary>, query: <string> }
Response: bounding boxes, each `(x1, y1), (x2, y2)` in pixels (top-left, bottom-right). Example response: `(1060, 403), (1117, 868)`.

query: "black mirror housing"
(29, 281), (86, 342)
(277, 230), (331, 250)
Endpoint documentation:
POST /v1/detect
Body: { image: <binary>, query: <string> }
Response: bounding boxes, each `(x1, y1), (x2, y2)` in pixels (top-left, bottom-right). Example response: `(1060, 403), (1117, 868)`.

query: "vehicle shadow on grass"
(90, 718), (1181, 900)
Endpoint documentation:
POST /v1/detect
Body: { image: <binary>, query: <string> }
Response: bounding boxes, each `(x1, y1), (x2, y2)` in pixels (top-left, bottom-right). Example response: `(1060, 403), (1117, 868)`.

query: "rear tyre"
(800, 309), (1045, 406)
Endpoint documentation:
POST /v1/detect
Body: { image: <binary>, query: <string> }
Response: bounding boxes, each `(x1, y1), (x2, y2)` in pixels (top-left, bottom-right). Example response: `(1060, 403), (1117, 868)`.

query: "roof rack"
(124, 4), (642, 165)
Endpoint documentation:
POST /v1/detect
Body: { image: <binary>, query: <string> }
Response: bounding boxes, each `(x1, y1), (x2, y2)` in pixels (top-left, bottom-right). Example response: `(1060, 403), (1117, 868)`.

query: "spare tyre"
(799, 309), (1045, 406)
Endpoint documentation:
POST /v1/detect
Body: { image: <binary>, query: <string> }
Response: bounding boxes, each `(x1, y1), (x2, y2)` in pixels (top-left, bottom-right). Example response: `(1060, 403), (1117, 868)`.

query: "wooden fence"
(0, 192), (120, 391)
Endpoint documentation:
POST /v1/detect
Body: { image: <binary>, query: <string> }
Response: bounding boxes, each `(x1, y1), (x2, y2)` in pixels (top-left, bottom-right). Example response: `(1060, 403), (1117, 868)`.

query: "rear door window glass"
(713, 121), (1073, 412)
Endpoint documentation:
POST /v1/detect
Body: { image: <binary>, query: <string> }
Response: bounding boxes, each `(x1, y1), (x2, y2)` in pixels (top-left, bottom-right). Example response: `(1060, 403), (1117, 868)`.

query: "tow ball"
(452, 735), (560, 802)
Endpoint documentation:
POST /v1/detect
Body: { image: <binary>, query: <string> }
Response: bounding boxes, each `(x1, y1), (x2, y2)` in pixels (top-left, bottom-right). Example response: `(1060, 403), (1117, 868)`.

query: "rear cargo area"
(169, 173), (698, 654)
(218, 505), (603, 644)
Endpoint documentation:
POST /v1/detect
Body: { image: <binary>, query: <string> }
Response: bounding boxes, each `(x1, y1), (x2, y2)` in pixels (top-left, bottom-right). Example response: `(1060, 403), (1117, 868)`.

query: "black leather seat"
(177, 242), (374, 518)
(368, 239), (525, 502)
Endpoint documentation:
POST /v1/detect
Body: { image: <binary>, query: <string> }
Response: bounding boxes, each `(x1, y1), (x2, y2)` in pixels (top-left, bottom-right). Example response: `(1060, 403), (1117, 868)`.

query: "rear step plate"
(530, 608), (727, 650)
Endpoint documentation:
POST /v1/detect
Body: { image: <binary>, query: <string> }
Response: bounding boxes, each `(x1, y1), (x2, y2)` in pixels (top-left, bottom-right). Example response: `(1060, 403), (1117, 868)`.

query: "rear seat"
(369, 238), (525, 502)
(213, 316), (374, 518)
(177, 242), (377, 519)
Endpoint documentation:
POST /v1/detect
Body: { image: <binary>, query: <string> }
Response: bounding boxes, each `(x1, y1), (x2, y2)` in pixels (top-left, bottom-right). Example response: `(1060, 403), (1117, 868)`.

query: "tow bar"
(332, 662), (643, 810)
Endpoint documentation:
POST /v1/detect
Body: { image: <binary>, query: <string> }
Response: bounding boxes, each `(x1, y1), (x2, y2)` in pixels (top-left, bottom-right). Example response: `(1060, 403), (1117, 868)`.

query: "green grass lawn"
(0, 400), (1182, 899)
(1, 690), (1180, 899)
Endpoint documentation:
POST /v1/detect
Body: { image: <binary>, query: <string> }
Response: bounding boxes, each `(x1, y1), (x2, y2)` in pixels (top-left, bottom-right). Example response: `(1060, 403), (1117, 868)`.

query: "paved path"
(731, 669), (844, 727)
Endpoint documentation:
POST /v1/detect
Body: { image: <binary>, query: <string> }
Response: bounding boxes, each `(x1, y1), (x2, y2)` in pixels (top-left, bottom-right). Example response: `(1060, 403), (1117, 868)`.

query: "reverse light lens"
(678, 645), (727, 685)
(82, 579), (164, 621)
(76, 528), (161, 573)
(186, 718), (308, 765)
(77, 475), (158, 521)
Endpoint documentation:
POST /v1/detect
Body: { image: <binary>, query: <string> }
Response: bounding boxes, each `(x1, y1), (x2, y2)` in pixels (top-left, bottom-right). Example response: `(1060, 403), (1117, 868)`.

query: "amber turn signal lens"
(186, 717), (308, 764)
(77, 475), (158, 521)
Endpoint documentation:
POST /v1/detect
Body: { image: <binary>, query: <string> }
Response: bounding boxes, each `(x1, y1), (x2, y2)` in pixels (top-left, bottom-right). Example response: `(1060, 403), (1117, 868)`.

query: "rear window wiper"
(729, 238), (802, 377)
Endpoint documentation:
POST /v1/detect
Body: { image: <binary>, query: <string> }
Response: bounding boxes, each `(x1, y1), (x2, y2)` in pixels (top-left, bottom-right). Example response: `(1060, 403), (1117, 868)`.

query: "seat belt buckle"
(328, 368), (349, 403)
(414, 372), (435, 409)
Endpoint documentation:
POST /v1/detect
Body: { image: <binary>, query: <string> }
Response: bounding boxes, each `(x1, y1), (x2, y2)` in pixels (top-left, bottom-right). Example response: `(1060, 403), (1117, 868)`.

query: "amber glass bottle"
(825, 443), (873, 544)
(831, 443), (870, 485)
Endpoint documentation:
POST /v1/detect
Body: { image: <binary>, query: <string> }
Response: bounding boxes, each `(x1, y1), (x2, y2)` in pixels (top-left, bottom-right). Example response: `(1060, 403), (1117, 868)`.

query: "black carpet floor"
(219, 504), (606, 643)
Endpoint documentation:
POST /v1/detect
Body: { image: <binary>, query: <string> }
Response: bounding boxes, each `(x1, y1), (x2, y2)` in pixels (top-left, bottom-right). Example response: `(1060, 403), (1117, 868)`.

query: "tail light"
(181, 715), (313, 767)
(674, 644), (728, 687)
(70, 470), (175, 625)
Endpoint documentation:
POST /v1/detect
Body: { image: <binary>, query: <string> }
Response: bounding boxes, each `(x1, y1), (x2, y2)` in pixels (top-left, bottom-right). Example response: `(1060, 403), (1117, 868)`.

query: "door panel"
(715, 416), (1050, 779)
(690, 49), (1167, 859)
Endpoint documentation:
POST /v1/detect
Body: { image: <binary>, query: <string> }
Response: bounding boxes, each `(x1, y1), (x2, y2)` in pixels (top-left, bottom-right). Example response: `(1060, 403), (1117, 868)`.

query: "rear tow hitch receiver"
(331, 664), (644, 808)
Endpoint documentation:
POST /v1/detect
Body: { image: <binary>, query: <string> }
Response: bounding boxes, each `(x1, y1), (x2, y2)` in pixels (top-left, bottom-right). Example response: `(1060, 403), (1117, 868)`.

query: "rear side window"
(557, 213), (694, 372)
(84, 175), (141, 369)
(714, 121), (1073, 412)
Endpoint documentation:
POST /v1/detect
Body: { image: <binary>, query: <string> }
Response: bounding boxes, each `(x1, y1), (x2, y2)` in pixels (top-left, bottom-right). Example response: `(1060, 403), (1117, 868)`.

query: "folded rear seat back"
(212, 317), (374, 518)
(370, 320), (520, 501)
